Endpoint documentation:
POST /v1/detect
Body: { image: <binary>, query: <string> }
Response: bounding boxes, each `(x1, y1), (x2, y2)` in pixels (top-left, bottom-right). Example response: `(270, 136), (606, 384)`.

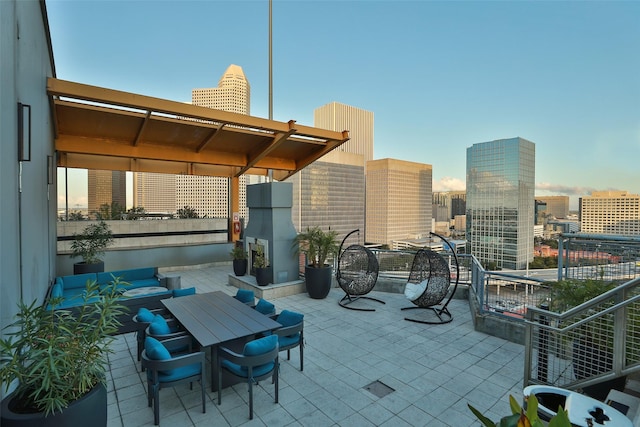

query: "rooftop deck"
(106, 265), (525, 426)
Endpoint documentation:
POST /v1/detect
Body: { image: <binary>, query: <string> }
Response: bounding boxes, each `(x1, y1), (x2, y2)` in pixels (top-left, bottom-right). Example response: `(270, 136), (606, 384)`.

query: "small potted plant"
(70, 221), (114, 274)
(230, 244), (248, 276)
(253, 245), (270, 286)
(468, 394), (570, 427)
(0, 279), (127, 426)
(294, 226), (339, 299)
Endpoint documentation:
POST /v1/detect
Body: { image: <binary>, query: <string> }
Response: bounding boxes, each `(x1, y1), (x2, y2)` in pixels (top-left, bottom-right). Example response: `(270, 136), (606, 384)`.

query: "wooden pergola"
(47, 78), (349, 239)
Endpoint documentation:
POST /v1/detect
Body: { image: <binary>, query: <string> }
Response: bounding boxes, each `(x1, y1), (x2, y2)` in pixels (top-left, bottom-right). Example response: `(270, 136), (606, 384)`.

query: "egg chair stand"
(336, 230), (384, 311)
(401, 232), (459, 324)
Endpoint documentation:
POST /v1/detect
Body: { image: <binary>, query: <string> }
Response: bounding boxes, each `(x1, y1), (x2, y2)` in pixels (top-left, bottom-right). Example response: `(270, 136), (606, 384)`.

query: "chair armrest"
(142, 350), (205, 372)
(273, 322), (303, 337)
(219, 344), (279, 367)
(160, 335), (195, 353)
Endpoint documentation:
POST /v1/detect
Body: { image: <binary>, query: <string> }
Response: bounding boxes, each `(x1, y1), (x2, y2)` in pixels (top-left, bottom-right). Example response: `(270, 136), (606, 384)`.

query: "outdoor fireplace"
(243, 182), (298, 285)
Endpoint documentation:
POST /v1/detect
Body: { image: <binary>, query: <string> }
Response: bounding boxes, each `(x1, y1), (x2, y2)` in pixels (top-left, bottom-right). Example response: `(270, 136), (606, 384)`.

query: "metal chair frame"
(336, 229), (385, 311)
(401, 232), (459, 324)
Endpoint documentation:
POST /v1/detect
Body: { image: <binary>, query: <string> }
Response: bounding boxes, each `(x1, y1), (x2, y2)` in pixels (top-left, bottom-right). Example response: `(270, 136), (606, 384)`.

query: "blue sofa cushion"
(97, 267), (157, 286)
(149, 314), (171, 335)
(51, 283), (63, 298)
(60, 273), (97, 290)
(173, 287), (196, 297)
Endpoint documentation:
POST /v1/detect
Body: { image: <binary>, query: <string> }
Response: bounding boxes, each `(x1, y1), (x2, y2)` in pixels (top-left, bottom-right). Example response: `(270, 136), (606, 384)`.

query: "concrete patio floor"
(106, 265), (525, 427)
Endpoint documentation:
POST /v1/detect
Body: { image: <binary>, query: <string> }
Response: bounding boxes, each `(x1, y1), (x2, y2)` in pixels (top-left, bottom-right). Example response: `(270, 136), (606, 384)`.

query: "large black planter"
(305, 265), (333, 299)
(255, 267), (271, 286)
(233, 259), (248, 276)
(73, 261), (104, 275)
(1, 383), (107, 427)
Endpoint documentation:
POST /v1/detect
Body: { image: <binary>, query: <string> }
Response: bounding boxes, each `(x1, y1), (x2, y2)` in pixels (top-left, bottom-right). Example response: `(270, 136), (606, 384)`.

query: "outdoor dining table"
(161, 290), (282, 391)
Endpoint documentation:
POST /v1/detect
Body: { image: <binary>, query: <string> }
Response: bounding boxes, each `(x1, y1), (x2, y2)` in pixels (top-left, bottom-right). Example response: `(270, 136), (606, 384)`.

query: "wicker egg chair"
(336, 230), (384, 311)
(401, 232), (459, 324)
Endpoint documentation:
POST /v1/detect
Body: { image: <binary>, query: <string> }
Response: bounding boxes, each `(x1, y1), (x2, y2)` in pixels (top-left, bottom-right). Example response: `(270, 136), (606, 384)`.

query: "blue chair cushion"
(137, 307), (155, 323)
(156, 363), (201, 383)
(276, 310), (303, 328)
(235, 289), (254, 304)
(173, 287), (196, 297)
(145, 337), (171, 361)
(149, 314), (171, 335)
(254, 299), (275, 315)
(243, 335), (277, 356)
(278, 333), (301, 348)
(222, 359), (275, 378)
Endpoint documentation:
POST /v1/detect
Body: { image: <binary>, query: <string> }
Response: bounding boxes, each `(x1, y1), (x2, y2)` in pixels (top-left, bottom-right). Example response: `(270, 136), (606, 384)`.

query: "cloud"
(535, 182), (621, 196)
(433, 176), (465, 192)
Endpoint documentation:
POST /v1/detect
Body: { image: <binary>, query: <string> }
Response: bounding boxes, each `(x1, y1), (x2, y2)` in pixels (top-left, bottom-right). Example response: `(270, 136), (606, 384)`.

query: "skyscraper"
(134, 64), (252, 218)
(366, 158), (432, 248)
(289, 102), (373, 240)
(88, 170), (126, 218)
(466, 137), (535, 269)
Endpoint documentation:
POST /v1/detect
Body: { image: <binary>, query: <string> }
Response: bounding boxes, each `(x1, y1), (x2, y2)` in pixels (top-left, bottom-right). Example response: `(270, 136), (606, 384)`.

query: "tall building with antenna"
(134, 64), (253, 218)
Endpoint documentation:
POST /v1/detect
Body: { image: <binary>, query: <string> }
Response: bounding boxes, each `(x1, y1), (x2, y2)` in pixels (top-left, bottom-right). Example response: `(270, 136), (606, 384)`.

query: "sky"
(48, 0), (640, 211)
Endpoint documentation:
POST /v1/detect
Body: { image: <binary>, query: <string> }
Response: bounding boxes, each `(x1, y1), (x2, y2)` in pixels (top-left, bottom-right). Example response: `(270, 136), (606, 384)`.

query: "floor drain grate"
(363, 380), (395, 398)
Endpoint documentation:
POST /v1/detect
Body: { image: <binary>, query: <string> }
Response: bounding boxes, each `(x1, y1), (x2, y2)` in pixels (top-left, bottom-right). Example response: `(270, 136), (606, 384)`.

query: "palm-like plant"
(294, 226), (339, 268)
(70, 220), (114, 265)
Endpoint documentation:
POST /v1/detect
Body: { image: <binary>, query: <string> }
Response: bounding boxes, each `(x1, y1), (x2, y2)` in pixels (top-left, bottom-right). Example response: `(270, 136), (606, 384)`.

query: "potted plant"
(230, 245), (248, 276)
(468, 394), (570, 427)
(294, 226), (339, 299)
(253, 245), (270, 286)
(70, 221), (114, 274)
(0, 279), (127, 427)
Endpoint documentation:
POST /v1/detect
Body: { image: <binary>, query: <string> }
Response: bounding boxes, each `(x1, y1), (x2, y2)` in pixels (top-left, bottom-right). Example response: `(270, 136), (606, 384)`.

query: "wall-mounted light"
(18, 102), (31, 162)
(47, 155), (54, 184)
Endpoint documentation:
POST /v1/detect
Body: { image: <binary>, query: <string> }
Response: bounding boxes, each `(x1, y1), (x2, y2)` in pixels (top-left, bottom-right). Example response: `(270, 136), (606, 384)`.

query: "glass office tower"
(466, 137), (535, 269)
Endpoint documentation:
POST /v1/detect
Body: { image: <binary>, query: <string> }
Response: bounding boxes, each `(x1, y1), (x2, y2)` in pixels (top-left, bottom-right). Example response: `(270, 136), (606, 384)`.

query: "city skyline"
(49, 1), (640, 211)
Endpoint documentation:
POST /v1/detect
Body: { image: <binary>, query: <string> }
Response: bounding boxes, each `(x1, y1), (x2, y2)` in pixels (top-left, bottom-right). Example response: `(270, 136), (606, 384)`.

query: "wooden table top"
(162, 291), (281, 348)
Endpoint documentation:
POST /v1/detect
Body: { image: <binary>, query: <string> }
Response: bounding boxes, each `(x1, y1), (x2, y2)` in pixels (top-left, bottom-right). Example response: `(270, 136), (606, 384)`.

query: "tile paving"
(106, 265), (525, 426)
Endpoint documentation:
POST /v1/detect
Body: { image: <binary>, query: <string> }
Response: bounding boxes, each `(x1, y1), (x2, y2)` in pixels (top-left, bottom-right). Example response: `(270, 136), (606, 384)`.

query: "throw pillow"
(404, 279), (428, 301)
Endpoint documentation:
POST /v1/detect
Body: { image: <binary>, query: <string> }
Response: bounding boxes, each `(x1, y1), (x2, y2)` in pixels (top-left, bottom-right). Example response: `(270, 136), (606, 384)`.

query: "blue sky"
(49, 0), (640, 210)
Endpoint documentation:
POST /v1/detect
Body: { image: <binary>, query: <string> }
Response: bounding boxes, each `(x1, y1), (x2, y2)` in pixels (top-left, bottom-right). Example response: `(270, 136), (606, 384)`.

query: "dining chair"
(142, 336), (206, 425)
(271, 310), (304, 371)
(132, 308), (170, 363)
(172, 286), (196, 297)
(217, 334), (279, 420)
(145, 314), (190, 341)
(234, 289), (255, 306)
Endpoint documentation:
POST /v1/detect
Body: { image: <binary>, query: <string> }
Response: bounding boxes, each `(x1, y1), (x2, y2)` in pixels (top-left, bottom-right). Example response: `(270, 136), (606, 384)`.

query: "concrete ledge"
(229, 274), (306, 299)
